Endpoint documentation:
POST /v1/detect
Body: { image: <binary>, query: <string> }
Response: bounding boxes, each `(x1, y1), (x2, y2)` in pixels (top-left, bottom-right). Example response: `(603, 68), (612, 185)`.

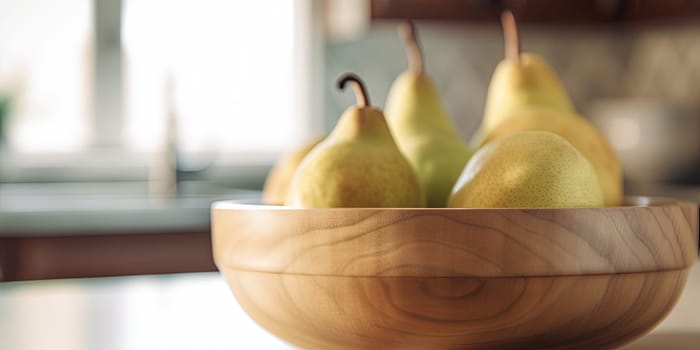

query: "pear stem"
(337, 73), (370, 107)
(399, 21), (424, 74)
(501, 11), (521, 64)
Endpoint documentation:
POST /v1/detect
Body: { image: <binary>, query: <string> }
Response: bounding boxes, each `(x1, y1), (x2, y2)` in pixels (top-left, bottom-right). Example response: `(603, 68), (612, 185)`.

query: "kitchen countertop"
(0, 182), (261, 281)
(0, 182), (259, 236)
(1, 266), (698, 350)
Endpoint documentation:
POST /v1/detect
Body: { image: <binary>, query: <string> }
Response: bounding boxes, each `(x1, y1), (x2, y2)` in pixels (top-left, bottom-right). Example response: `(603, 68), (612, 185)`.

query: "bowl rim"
(212, 196), (699, 278)
(212, 196), (692, 211)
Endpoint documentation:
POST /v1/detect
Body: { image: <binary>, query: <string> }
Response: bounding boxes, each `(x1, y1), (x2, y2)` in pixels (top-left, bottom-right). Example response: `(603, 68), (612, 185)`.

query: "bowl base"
(224, 269), (689, 349)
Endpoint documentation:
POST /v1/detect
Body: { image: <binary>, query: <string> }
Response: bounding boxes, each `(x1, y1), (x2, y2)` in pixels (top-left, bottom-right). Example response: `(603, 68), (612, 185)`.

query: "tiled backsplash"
(324, 21), (700, 139)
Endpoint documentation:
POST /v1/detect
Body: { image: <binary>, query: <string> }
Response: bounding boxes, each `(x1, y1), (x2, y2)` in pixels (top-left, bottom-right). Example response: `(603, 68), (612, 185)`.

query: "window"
(0, 0), (318, 181)
(122, 0), (299, 154)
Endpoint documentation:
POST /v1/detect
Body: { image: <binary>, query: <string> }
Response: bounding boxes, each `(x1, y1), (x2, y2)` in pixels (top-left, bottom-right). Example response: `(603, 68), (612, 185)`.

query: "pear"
(475, 12), (622, 206)
(385, 22), (473, 207)
(483, 110), (621, 206)
(262, 135), (325, 205)
(285, 74), (423, 208)
(449, 131), (603, 208)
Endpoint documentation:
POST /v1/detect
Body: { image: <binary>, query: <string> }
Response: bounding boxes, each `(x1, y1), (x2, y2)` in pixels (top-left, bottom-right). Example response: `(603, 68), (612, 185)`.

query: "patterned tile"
(324, 21), (700, 139)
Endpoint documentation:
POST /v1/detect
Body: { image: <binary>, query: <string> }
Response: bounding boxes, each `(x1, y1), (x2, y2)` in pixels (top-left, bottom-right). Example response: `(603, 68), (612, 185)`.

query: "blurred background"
(1, 0), (700, 348)
(0, 0), (700, 280)
(2, 0), (700, 284)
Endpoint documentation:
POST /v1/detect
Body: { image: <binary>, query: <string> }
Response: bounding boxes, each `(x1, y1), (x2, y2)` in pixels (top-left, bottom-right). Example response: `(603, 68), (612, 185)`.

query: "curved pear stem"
(399, 21), (424, 74)
(337, 73), (371, 107)
(501, 11), (521, 64)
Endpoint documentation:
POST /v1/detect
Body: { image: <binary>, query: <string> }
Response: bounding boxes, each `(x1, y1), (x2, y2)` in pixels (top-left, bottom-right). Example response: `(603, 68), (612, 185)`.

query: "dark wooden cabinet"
(0, 232), (216, 281)
(371, 0), (700, 23)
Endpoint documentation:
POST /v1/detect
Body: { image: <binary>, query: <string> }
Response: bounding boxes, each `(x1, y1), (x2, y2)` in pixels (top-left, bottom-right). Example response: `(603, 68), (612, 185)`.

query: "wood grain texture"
(213, 199), (698, 277)
(212, 198), (699, 349)
(224, 270), (689, 350)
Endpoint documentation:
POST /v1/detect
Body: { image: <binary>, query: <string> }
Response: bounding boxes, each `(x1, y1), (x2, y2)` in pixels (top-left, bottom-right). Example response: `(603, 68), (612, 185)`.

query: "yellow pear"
(475, 11), (622, 206)
(385, 22), (473, 207)
(285, 74), (423, 208)
(483, 110), (622, 207)
(449, 131), (603, 208)
(262, 135), (325, 205)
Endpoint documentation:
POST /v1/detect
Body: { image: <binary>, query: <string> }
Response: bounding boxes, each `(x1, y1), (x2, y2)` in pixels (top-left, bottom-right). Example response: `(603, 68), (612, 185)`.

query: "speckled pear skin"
(449, 131), (603, 208)
(483, 110), (622, 208)
(385, 73), (473, 208)
(285, 106), (424, 208)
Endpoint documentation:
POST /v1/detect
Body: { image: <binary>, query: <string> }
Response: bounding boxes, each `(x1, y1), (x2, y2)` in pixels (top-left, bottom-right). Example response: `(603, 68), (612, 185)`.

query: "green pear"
(385, 22), (473, 208)
(262, 135), (325, 205)
(285, 74), (423, 208)
(475, 11), (622, 206)
(449, 131), (603, 208)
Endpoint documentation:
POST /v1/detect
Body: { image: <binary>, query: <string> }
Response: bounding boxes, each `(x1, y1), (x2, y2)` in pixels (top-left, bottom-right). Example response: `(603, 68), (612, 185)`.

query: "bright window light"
(0, 0), (299, 158)
(0, 0), (91, 153)
(122, 0), (297, 154)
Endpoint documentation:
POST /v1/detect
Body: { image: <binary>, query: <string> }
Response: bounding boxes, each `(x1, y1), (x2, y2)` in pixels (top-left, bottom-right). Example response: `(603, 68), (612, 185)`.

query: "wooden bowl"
(212, 198), (699, 350)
